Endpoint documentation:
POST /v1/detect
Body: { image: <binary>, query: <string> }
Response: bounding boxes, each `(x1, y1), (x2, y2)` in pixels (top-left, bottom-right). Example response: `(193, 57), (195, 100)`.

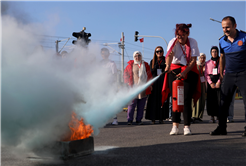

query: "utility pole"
(121, 32), (125, 83)
(58, 38), (71, 54)
(55, 40), (61, 53)
(55, 38), (71, 54)
(103, 42), (122, 84)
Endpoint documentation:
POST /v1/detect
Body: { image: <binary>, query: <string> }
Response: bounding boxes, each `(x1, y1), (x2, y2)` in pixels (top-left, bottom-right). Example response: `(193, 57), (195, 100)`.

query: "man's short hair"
(222, 16), (236, 26)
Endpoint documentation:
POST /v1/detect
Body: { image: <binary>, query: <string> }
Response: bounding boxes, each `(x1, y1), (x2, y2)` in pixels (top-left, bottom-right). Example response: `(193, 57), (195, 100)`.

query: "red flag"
(139, 38), (144, 43)
(120, 36), (125, 41)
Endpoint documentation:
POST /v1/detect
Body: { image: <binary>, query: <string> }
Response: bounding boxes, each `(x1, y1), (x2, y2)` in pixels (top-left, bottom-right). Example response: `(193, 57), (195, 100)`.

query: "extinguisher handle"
(176, 77), (182, 80)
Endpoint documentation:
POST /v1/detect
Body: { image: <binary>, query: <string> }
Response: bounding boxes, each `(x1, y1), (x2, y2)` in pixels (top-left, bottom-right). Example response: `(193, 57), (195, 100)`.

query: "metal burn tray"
(58, 136), (94, 160)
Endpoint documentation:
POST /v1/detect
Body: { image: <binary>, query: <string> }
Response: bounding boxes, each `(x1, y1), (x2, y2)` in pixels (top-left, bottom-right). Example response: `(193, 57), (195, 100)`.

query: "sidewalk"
(2, 100), (246, 166)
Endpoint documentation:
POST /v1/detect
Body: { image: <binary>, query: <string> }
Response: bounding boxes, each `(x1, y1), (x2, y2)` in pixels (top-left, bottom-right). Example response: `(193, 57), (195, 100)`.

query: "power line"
(42, 46), (55, 48)
(38, 34), (122, 44)
(124, 49), (132, 61)
(126, 48), (153, 54)
(125, 41), (154, 51)
(37, 34), (71, 39)
(39, 35), (154, 61)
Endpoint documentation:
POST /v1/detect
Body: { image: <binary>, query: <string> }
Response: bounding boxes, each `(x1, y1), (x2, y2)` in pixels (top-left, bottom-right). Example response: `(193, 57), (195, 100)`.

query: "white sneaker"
(184, 127), (192, 135)
(111, 119), (118, 125)
(170, 126), (179, 135)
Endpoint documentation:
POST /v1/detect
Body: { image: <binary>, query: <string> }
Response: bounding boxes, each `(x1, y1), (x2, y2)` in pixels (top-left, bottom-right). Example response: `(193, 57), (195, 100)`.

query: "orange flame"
(65, 111), (93, 141)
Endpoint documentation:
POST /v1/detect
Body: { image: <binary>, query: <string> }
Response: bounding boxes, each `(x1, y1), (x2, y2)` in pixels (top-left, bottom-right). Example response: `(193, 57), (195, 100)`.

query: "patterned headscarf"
(197, 53), (206, 66)
(133, 51), (147, 85)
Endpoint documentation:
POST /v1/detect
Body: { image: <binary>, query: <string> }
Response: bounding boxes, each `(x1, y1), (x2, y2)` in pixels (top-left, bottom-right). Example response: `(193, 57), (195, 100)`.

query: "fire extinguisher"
(172, 77), (184, 112)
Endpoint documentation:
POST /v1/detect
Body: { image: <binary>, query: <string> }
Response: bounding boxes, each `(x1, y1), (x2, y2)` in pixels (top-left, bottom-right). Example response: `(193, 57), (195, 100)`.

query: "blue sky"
(2, 1), (246, 69)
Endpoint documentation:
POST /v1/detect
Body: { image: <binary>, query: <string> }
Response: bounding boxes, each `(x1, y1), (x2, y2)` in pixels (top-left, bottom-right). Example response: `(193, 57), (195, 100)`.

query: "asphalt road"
(2, 100), (246, 166)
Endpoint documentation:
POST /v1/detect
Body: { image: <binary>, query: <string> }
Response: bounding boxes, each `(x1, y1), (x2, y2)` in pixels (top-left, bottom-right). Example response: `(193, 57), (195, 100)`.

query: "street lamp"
(210, 18), (221, 23)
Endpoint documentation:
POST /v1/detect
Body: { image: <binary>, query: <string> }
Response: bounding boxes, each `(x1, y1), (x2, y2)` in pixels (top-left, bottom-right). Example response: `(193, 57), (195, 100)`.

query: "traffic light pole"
(121, 32), (125, 83)
(104, 32), (125, 83)
(134, 35), (168, 46)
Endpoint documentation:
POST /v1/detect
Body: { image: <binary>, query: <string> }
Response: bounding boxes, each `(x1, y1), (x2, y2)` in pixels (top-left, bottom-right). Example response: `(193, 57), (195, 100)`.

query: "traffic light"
(84, 32), (91, 44)
(134, 31), (139, 42)
(72, 27), (91, 45)
(72, 31), (84, 45)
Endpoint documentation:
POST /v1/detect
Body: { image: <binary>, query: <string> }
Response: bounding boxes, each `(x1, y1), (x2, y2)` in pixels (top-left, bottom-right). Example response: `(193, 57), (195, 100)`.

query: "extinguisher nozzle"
(160, 71), (167, 76)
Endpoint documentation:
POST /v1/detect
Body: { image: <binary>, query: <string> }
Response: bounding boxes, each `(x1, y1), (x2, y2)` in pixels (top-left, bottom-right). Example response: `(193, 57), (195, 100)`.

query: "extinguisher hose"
(160, 71), (167, 76)
(159, 71), (182, 80)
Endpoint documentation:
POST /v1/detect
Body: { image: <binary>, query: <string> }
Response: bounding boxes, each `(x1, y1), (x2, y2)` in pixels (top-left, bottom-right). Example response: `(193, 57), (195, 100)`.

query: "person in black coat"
(145, 46), (169, 124)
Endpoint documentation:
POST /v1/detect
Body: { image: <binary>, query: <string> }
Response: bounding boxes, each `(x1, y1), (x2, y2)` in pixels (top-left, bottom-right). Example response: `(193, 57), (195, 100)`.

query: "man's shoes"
(242, 126), (246, 137)
(136, 121), (142, 125)
(210, 126), (227, 135)
(111, 119), (118, 125)
(159, 120), (164, 124)
(170, 126), (179, 135)
(127, 121), (132, 125)
(184, 127), (192, 136)
(227, 119), (234, 123)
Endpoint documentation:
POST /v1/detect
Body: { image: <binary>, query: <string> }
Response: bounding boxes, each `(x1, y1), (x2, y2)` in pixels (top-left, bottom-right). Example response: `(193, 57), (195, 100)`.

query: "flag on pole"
(120, 36), (125, 41)
(139, 38), (144, 43)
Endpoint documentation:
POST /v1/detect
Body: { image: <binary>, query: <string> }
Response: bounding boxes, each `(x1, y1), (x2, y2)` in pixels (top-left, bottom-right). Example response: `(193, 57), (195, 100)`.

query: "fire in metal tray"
(58, 112), (94, 159)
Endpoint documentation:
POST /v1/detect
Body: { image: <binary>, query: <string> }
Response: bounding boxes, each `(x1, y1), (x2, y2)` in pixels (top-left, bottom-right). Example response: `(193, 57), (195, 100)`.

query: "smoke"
(1, 1), (32, 24)
(1, 1), (9, 14)
(2, 13), (157, 154)
(2, 14), (75, 149)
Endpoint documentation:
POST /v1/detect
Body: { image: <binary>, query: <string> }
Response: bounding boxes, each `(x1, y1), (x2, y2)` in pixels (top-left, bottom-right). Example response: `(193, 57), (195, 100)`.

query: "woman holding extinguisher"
(162, 23), (201, 135)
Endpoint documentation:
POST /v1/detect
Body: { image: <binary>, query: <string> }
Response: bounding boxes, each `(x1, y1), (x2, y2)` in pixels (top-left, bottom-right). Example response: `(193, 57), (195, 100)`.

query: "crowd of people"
(102, 16), (246, 137)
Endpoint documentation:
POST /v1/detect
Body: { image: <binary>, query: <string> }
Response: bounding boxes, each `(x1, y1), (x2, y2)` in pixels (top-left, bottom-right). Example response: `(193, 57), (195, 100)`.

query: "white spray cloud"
(1, 1), (33, 24)
(2, 12), (158, 154)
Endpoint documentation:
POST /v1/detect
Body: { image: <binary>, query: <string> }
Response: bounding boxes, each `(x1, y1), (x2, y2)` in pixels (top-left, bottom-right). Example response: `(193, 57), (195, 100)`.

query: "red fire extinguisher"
(172, 77), (184, 112)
